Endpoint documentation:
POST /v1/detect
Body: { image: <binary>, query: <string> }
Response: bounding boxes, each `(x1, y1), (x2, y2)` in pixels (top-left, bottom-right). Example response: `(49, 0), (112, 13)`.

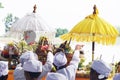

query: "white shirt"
(14, 63), (26, 80)
(0, 61), (8, 77)
(113, 73), (120, 80)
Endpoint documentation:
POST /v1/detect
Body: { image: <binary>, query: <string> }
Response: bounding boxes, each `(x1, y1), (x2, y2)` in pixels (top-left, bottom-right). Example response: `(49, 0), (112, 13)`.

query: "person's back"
(14, 51), (38, 80)
(23, 51), (54, 80)
(23, 59), (42, 80)
(0, 61), (8, 80)
(14, 63), (25, 80)
(113, 73), (120, 80)
(46, 72), (67, 80)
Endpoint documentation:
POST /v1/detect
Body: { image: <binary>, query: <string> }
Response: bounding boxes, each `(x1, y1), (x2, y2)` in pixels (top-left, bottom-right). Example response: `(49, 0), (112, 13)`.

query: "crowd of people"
(0, 40), (120, 80)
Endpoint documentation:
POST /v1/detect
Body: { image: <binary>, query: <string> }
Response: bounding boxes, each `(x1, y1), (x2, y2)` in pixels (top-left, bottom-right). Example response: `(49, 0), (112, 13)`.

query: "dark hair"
(29, 72), (41, 78)
(118, 61), (120, 65)
(116, 61), (120, 72)
(53, 63), (66, 71)
(24, 71), (41, 80)
(80, 50), (84, 54)
(0, 75), (8, 80)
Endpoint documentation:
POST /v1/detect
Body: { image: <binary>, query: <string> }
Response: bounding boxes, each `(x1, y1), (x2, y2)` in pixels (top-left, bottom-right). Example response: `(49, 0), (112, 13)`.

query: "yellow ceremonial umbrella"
(60, 5), (119, 61)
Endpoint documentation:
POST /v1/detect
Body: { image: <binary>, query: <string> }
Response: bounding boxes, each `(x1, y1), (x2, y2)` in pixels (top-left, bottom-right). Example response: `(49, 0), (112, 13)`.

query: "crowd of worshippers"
(0, 41), (120, 80)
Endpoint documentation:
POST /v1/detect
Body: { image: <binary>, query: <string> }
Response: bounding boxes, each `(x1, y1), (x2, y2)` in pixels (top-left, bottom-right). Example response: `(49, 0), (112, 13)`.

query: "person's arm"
(38, 45), (54, 79)
(45, 44), (54, 66)
(69, 45), (82, 69)
(46, 51), (54, 63)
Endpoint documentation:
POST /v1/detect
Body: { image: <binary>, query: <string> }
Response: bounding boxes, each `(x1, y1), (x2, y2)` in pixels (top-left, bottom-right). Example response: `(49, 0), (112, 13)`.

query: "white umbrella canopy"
(7, 5), (55, 40)
(10, 5), (52, 32)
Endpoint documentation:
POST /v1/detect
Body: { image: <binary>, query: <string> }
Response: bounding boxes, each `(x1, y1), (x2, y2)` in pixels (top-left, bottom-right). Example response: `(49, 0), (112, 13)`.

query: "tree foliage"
(4, 13), (19, 32)
(55, 28), (68, 37)
(0, 2), (4, 8)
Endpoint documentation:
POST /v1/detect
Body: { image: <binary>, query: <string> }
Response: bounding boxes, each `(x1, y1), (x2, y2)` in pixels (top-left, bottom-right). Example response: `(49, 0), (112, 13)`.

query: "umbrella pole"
(92, 41), (95, 61)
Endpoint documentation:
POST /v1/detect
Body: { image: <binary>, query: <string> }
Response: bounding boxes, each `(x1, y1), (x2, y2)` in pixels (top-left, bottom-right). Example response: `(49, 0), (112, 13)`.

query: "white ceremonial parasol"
(7, 5), (55, 41)
(10, 5), (52, 33)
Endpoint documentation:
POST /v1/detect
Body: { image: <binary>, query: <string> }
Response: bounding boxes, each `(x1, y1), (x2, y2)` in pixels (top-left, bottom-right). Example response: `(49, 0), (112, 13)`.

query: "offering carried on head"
(35, 36), (50, 64)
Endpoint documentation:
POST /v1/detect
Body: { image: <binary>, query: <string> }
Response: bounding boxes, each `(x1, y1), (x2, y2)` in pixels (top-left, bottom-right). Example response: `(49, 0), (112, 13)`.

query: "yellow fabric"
(60, 8), (119, 45)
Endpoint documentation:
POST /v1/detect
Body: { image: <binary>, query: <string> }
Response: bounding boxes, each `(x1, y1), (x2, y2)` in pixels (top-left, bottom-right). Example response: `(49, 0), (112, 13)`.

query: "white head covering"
(91, 60), (112, 79)
(46, 72), (67, 80)
(20, 51), (38, 65)
(113, 73), (120, 80)
(53, 51), (67, 68)
(0, 61), (8, 77)
(23, 59), (42, 72)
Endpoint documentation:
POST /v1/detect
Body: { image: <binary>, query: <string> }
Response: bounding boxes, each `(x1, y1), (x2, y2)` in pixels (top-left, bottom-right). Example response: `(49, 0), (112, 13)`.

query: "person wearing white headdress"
(52, 44), (82, 80)
(14, 51), (38, 80)
(113, 61), (120, 80)
(46, 72), (67, 80)
(90, 60), (112, 80)
(23, 59), (42, 80)
(14, 45), (53, 80)
(0, 61), (8, 80)
(23, 52), (54, 80)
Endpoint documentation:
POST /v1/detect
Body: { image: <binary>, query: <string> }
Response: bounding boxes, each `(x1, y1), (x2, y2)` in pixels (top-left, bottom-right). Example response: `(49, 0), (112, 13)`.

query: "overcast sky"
(0, 0), (120, 30)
